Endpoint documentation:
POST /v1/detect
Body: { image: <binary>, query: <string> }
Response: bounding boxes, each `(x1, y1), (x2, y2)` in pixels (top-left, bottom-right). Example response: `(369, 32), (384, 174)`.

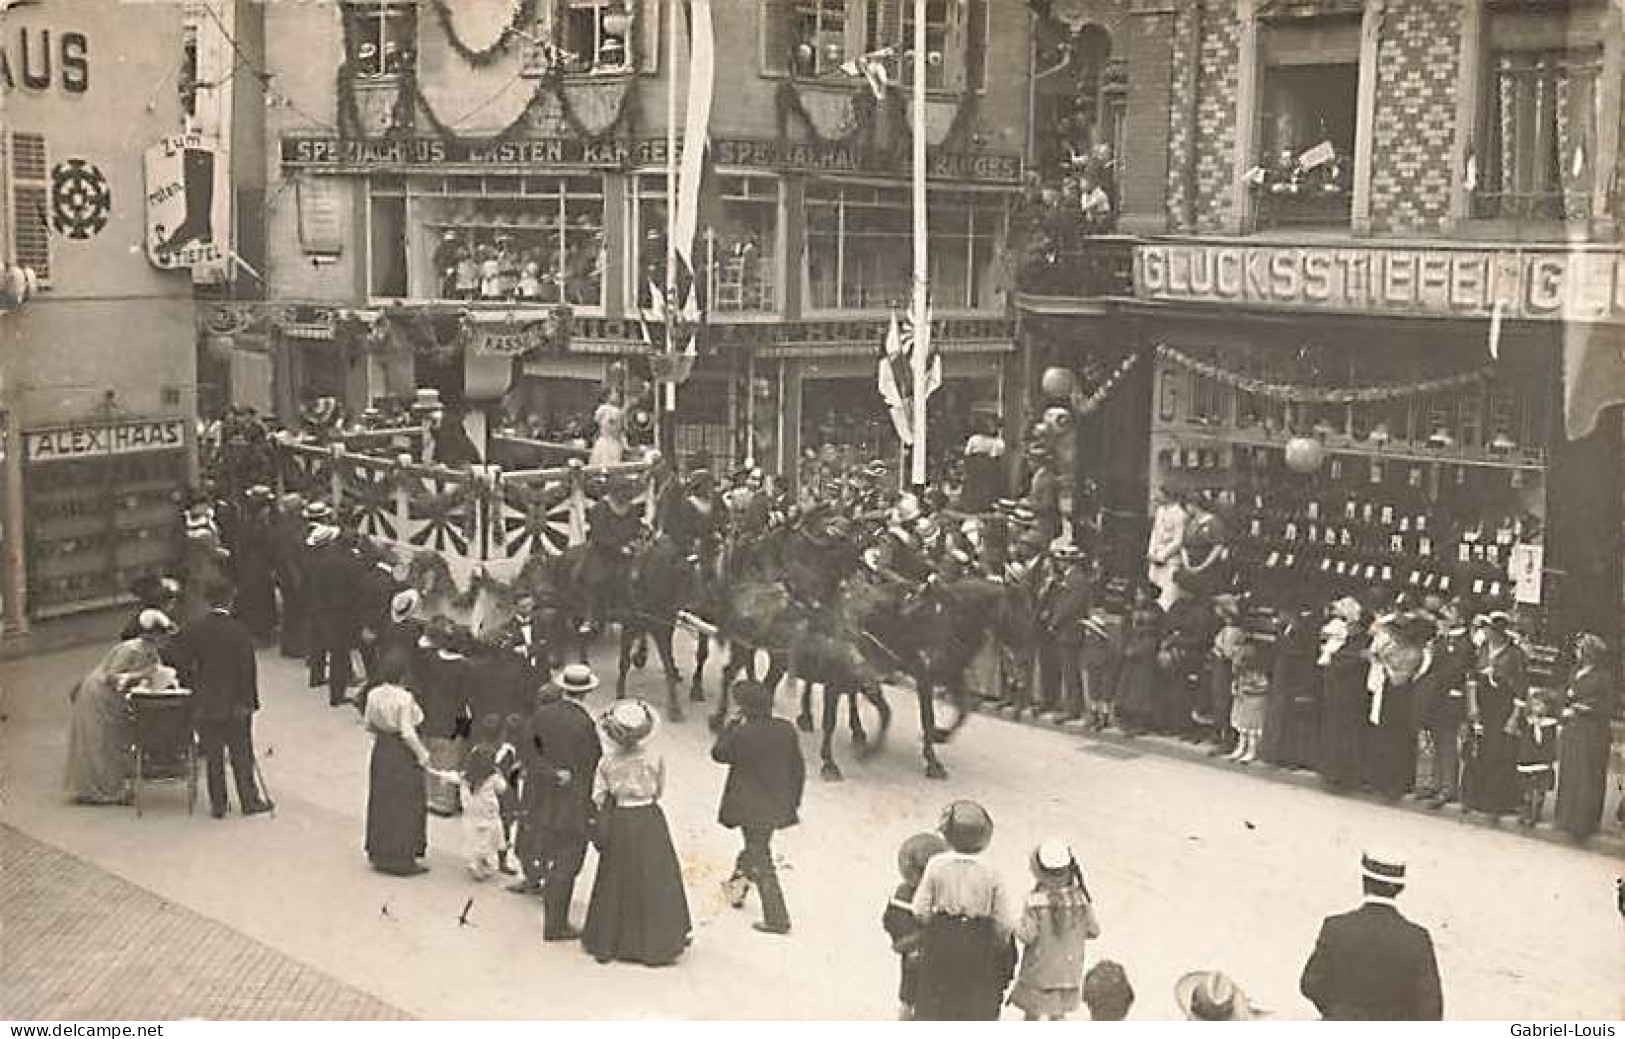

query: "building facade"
(226, 0), (1031, 482)
(0, 1), (207, 630)
(1018, 0), (1625, 647)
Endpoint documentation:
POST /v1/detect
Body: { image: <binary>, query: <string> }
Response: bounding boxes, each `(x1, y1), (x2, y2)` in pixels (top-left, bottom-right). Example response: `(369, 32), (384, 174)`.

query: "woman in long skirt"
(66, 611), (178, 805)
(583, 700), (692, 967)
(1316, 600), (1370, 790)
(363, 655), (433, 876)
(1263, 609), (1319, 768)
(1113, 584), (1162, 734)
(1462, 615), (1526, 819)
(1555, 634), (1617, 841)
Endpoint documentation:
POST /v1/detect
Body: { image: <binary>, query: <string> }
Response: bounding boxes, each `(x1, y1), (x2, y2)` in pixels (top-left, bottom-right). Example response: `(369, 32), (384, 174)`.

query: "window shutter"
(965, 0), (988, 92)
(9, 132), (50, 285)
(943, 0), (966, 92)
(637, 0), (661, 73)
(761, 0), (794, 75)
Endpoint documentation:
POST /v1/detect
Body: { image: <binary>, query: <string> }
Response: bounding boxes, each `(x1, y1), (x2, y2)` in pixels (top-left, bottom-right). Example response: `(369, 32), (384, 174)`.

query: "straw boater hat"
(557, 663), (599, 697)
(600, 698), (658, 748)
(1360, 849), (1407, 889)
(137, 609), (178, 637)
(1032, 838), (1076, 875)
(1174, 971), (1258, 1021)
(302, 500), (333, 522)
(389, 589), (419, 623)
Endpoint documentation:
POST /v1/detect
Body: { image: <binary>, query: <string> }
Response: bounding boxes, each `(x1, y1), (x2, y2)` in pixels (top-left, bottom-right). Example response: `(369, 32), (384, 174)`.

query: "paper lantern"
(1040, 366), (1076, 401)
(1284, 435), (1325, 474)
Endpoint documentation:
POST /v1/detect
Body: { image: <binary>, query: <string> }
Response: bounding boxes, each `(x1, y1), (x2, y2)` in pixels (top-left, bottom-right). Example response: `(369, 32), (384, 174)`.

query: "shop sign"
(145, 134), (232, 272)
(25, 419), (186, 464)
(1135, 242), (1625, 322)
(280, 135), (1022, 184)
(471, 323), (544, 357)
(559, 315), (1015, 351)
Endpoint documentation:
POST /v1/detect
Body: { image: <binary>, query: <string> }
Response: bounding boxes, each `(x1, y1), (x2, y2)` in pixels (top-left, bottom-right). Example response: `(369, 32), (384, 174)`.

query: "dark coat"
(171, 609), (259, 722)
(304, 541), (364, 635)
(1300, 902), (1443, 1020)
(523, 697), (602, 836)
(712, 716), (805, 830)
(466, 650), (536, 727)
(1039, 565), (1093, 647)
(414, 650), (471, 739)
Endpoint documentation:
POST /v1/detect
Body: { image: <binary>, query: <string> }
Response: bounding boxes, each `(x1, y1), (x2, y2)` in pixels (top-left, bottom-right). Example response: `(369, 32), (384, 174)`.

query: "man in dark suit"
(513, 663), (602, 940)
(1300, 851), (1443, 1020)
(713, 679), (805, 935)
(303, 520), (364, 706)
(172, 586), (273, 819)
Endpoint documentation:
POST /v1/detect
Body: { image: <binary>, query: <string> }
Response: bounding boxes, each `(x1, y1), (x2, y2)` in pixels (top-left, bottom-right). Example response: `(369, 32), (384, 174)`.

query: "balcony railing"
(1016, 236), (1135, 298)
(1471, 189), (1594, 223)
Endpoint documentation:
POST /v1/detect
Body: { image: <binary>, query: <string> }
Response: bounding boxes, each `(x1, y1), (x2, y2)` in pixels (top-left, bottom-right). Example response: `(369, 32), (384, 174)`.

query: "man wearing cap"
(303, 510), (365, 706)
(713, 680), (805, 935)
(1415, 601), (1473, 808)
(513, 663), (603, 941)
(1299, 851), (1443, 1020)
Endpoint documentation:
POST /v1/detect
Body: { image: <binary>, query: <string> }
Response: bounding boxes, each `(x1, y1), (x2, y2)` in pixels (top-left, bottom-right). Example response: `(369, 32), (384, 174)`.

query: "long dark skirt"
(366, 733), (427, 866)
(1555, 718), (1612, 839)
(1115, 654), (1158, 730)
(1318, 672), (1368, 789)
(1462, 728), (1520, 816)
(915, 916), (1017, 1021)
(582, 804), (692, 966)
(1363, 684), (1418, 798)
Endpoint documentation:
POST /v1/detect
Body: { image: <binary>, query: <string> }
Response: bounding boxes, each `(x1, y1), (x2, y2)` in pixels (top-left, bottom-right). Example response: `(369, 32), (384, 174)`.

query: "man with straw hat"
(1299, 849), (1442, 1020)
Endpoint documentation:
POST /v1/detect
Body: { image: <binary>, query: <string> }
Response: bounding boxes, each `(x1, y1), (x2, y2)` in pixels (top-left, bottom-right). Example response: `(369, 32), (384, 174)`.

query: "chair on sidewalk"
(130, 690), (198, 817)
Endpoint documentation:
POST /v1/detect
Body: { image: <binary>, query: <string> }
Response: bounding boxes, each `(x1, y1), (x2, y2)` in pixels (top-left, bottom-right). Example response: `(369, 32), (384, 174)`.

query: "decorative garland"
(1073, 352), (1140, 418)
(774, 79), (877, 147)
(1156, 344), (1496, 405)
(429, 0), (539, 68)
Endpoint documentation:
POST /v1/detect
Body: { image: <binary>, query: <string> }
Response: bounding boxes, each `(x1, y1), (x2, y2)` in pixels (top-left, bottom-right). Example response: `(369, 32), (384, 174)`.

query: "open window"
(343, 1), (417, 78)
(558, 0), (645, 75)
(1253, 62), (1358, 229)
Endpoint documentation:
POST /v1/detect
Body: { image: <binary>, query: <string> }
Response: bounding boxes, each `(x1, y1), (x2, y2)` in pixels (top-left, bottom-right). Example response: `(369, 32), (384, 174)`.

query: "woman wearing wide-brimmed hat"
(66, 610), (180, 805)
(581, 699), (692, 966)
(1555, 633), (1618, 840)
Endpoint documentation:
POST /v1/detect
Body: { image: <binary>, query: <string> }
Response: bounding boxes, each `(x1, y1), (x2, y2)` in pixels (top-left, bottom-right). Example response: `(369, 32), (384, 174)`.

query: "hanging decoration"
(1155, 344), (1495, 405)
(1071, 352), (1140, 418)
(429, 0), (540, 68)
(774, 80), (877, 147)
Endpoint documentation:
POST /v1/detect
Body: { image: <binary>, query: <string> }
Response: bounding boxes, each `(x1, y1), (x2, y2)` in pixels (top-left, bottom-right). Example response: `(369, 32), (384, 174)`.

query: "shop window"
(1474, 48), (1600, 222)
(344, 1), (417, 78)
(402, 175), (605, 306)
(8, 132), (49, 285)
(630, 174), (780, 315)
(805, 182), (1002, 312)
(1253, 63), (1357, 230)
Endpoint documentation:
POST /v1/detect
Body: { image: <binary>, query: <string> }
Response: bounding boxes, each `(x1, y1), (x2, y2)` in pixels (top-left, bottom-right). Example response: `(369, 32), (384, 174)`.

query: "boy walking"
(713, 679), (805, 935)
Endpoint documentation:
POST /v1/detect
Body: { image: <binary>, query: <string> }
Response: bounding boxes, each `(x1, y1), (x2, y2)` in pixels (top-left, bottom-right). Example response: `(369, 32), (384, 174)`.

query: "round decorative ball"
(1284, 435), (1325, 474)
(1040, 366), (1076, 401)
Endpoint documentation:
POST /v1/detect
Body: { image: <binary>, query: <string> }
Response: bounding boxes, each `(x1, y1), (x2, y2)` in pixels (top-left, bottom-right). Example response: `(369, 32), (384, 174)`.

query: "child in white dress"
(440, 745), (508, 880)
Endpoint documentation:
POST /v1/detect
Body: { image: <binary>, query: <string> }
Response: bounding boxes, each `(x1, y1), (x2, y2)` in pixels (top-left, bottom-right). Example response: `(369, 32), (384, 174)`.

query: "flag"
(1297, 140), (1336, 171)
(902, 299), (941, 401)
(1563, 320), (1625, 440)
(673, 0), (715, 294)
(878, 312), (913, 444)
(1487, 299), (1503, 361)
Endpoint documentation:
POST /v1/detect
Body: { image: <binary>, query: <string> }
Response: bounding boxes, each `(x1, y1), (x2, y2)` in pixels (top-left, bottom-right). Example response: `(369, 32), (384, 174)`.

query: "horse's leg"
(690, 630), (710, 703)
(614, 622), (634, 699)
(652, 621), (683, 723)
(709, 658), (733, 733)
(819, 683), (843, 781)
(763, 653), (787, 697)
(918, 673), (948, 780)
(854, 684), (891, 761)
(795, 674), (815, 733)
(847, 682), (868, 750)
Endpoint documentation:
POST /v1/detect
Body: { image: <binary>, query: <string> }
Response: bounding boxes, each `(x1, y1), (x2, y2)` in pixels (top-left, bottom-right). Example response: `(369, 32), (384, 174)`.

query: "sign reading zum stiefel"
(145, 134), (231, 276)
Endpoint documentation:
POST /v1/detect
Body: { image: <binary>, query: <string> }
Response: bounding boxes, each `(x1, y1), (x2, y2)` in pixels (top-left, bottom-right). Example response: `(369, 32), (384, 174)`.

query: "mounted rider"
(576, 474), (644, 635)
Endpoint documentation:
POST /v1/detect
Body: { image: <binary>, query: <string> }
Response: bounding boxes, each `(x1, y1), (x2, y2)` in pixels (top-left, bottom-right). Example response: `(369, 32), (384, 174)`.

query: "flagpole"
(908, 0), (930, 489)
(662, 0), (680, 461)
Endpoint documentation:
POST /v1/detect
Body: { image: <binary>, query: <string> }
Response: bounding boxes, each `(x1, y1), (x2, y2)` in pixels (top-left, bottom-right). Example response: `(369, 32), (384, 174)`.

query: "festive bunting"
(1155, 344), (1494, 405)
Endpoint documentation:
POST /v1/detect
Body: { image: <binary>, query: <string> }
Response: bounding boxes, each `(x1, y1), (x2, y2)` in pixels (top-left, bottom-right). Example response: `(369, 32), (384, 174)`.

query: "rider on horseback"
(576, 476), (643, 636)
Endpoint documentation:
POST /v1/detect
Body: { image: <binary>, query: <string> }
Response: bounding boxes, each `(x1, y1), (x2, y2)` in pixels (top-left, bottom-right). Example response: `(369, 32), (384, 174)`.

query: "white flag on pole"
(878, 312), (913, 444)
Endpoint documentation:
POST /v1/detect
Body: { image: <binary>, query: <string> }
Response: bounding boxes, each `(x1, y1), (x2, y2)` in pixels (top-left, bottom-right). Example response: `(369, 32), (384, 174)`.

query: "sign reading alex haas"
(25, 419), (187, 463)
(1135, 242), (1625, 322)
